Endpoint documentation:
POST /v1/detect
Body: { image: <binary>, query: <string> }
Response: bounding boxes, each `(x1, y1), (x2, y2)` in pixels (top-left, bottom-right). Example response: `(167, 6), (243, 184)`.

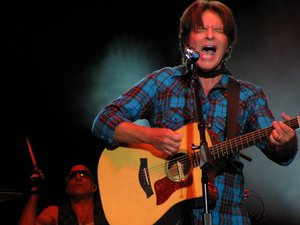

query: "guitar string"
(109, 118), (299, 186)
(127, 153), (193, 180)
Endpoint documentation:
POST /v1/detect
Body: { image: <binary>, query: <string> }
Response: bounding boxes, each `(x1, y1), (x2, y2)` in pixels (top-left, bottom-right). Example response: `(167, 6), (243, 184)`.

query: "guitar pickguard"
(154, 173), (193, 205)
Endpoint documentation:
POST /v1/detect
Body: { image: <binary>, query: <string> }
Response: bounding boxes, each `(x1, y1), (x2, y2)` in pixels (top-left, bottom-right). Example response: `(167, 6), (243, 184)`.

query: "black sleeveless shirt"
(58, 202), (109, 225)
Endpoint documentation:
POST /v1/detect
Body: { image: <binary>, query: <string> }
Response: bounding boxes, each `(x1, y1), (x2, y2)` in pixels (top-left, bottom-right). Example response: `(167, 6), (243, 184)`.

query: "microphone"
(184, 47), (200, 63)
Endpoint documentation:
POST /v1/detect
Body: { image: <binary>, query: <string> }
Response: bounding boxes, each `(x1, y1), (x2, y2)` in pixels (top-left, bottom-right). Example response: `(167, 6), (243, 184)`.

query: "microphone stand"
(187, 60), (214, 225)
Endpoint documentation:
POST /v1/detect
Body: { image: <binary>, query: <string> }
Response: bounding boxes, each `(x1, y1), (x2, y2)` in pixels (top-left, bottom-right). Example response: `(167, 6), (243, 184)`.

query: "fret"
(234, 138), (238, 154)
(250, 131), (255, 146)
(239, 137), (244, 152)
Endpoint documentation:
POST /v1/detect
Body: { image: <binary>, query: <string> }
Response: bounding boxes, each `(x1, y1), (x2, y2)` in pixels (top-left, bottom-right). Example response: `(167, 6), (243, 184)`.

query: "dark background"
(2, 1), (300, 224)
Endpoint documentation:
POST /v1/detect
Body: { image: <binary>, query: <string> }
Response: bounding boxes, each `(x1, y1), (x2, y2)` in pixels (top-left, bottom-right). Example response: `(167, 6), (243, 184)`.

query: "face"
(65, 164), (96, 198)
(189, 10), (229, 72)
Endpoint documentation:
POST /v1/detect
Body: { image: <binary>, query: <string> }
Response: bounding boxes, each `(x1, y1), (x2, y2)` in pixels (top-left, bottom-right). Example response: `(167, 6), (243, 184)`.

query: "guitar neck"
(208, 116), (300, 160)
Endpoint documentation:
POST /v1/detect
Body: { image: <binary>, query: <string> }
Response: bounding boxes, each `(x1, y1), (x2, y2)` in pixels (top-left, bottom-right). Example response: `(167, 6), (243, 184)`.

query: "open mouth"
(201, 46), (216, 55)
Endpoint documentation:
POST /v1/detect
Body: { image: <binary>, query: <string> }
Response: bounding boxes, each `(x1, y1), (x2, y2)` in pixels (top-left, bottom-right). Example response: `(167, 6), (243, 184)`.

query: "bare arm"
(114, 122), (183, 155)
(18, 169), (58, 225)
(19, 197), (58, 225)
(18, 193), (40, 225)
(35, 206), (58, 225)
(18, 170), (46, 225)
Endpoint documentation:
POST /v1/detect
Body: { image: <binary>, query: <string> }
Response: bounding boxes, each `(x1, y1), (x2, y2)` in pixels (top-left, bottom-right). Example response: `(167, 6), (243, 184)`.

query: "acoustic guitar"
(98, 116), (299, 225)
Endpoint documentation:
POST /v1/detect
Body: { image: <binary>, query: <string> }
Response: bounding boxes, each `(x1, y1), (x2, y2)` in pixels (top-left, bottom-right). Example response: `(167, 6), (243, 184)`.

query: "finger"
(171, 132), (184, 142)
(270, 129), (281, 142)
(165, 150), (173, 156)
(271, 126), (280, 137)
(272, 121), (281, 130)
(269, 135), (280, 145)
(163, 147), (171, 155)
(272, 121), (286, 137)
(278, 121), (295, 136)
(165, 134), (182, 149)
(275, 136), (281, 142)
(271, 135), (280, 143)
(166, 145), (179, 155)
(281, 113), (291, 121)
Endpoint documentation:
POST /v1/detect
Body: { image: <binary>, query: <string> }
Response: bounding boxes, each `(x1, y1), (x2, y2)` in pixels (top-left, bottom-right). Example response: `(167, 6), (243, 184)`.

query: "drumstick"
(26, 137), (38, 170)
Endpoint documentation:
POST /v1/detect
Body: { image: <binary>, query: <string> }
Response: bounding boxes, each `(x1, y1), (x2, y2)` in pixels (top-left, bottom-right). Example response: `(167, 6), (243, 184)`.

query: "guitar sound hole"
(166, 152), (191, 182)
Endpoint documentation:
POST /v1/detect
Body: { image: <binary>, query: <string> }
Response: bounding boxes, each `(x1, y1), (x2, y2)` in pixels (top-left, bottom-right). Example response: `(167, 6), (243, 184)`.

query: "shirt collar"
(216, 73), (230, 89)
(175, 64), (230, 89)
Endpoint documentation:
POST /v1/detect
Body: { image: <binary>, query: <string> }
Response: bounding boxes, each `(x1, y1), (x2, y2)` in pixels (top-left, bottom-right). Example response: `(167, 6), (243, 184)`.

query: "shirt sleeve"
(245, 85), (298, 166)
(91, 73), (158, 147)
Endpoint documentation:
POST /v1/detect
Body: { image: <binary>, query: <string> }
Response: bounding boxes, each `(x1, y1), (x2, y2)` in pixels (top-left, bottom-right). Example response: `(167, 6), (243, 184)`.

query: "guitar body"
(98, 123), (216, 225)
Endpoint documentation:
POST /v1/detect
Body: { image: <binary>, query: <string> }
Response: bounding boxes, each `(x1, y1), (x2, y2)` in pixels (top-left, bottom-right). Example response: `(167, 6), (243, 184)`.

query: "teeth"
(203, 50), (214, 55)
(202, 46), (216, 55)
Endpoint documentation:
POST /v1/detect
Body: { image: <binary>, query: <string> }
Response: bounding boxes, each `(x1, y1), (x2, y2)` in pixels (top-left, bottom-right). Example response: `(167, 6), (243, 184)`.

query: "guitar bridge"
(139, 158), (154, 198)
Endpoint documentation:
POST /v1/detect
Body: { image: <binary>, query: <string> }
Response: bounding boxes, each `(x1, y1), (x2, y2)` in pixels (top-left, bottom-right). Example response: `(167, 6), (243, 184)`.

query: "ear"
(92, 184), (97, 192)
(226, 45), (232, 52)
(65, 186), (70, 194)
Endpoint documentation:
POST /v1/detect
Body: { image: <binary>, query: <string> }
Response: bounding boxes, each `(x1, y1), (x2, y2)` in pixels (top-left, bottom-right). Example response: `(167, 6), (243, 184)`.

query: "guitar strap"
(227, 76), (252, 163)
(226, 76), (240, 140)
(212, 75), (243, 174)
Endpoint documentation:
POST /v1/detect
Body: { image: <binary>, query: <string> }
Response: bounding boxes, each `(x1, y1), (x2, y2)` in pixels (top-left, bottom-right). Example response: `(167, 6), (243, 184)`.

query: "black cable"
(243, 189), (266, 224)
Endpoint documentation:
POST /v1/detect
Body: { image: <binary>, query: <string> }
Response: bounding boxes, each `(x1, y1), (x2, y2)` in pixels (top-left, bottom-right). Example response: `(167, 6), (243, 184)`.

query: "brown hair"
(179, 0), (237, 63)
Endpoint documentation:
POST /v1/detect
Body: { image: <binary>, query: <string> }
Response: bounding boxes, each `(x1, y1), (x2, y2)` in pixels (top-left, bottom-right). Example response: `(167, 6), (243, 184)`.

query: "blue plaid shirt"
(92, 64), (297, 224)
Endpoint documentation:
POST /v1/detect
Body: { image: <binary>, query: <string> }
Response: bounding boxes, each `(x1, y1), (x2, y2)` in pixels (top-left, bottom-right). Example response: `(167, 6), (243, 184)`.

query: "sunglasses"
(65, 170), (93, 181)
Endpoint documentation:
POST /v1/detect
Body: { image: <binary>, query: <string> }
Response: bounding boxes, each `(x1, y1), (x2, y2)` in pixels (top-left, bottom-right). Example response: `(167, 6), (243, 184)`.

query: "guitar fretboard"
(192, 117), (299, 165)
